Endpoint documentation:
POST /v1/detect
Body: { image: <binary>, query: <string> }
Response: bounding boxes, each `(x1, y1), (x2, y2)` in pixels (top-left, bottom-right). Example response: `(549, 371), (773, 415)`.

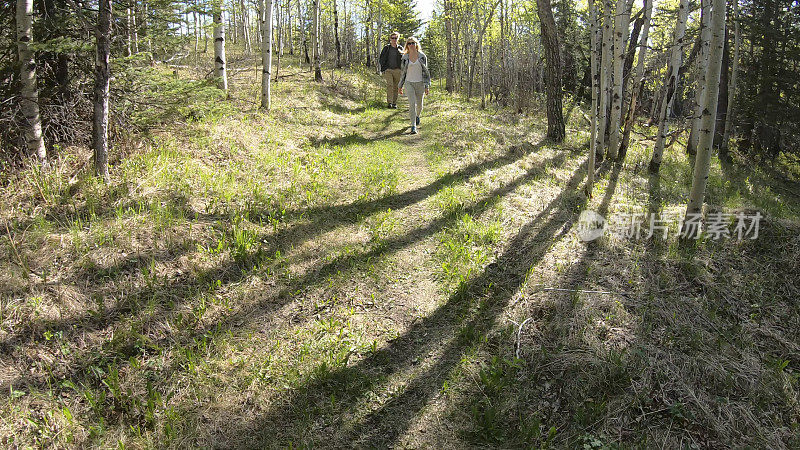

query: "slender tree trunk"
(299, 0), (308, 63)
(375, 0), (382, 75)
(649, 0), (688, 174)
(261, 0), (274, 109)
(687, 0), (711, 155)
(713, 28), (729, 148)
(132, 1), (139, 53)
(276, 0), (282, 80)
(16, 0), (47, 164)
(685, 0), (725, 220)
(126, 7), (133, 57)
(620, 0), (652, 158)
(334, 0), (342, 68)
(536, 0), (565, 142)
(607, 0), (630, 159)
(721, 0), (740, 151)
(242, 0), (252, 54)
(587, 0), (600, 196)
(93, 0), (112, 179)
(213, 2), (228, 91)
(597, 0), (613, 160)
(312, 0), (322, 81)
(445, 0), (454, 92)
(143, 0), (152, 58)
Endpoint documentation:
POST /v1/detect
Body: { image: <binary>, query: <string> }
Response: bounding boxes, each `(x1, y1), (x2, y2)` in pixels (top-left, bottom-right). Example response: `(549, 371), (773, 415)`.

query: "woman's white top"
(406, 57), (423, 82)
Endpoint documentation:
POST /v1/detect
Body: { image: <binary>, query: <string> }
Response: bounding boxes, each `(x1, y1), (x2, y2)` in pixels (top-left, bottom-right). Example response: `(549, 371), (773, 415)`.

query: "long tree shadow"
(1, 140), (542, 355)
(224, 159), (589, 448)
(3, 145), (573, 404)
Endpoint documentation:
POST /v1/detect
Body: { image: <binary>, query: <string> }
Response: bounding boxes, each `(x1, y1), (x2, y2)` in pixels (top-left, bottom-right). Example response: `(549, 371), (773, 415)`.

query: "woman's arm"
(398, 57), (408, 93)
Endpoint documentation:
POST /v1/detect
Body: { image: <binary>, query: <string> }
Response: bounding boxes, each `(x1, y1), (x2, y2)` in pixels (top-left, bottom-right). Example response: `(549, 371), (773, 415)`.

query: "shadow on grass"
(220, 159), (589, 448)
(1, 141), (563, 399)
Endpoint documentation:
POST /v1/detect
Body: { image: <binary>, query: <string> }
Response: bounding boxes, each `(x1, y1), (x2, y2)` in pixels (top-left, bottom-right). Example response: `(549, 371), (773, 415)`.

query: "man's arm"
(379, 46), (388, 72)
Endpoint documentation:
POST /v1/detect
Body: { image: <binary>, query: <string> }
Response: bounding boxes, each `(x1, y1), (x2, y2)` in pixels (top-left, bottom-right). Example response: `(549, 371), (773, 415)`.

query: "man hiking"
(379, 31), (403, 109)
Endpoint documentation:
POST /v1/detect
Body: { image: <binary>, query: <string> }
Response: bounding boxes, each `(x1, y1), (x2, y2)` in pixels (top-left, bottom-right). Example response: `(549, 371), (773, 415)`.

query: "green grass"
(1, 53), (799, 449)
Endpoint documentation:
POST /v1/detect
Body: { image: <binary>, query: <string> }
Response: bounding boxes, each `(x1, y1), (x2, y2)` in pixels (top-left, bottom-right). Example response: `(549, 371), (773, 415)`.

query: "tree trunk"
(687, 0), (711, 155)
(620, 0), (652, 158)
(648, 0), (688, 174)
(587, 0), (600, 196)
(596, 0), (613, 160)
(607, 0), (629, 159)
(242, 0), (252, 54)
(312, 0), (322, 81)
(334, 0), (342, 68)
(713, 28), (729, 149)
(93, 0), (112, 179)
(721, 0), (740, 151)
(276, 0), (282, 80)
(445, 0), (454, 92)
(16, 0), (47, 164)
(536, 0), (565, 142)
(213, 2), (228, 91)
(261, 0), (273, 109)
(685, 0), (725, 220)
(132, 2), (139, 53)
(126, 7), (133, 57)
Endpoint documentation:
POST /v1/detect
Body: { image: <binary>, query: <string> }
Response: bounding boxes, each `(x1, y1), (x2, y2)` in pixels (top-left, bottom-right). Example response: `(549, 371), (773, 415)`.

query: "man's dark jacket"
(379, 44), (403, 72)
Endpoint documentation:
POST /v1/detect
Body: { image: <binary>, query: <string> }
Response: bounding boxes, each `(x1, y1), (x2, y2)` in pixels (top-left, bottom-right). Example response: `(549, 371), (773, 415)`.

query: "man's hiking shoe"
(410, 126), (418, 134)
(387, 102), (393, 109)
(391, 104), (397, 109)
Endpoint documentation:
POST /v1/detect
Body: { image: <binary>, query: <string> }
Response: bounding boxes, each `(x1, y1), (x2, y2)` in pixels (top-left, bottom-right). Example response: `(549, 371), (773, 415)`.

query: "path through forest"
(1, 63), (799, 448)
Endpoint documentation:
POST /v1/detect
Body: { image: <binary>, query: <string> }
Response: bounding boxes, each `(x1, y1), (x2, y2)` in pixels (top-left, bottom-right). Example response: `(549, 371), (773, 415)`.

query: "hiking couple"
(379, 32), (431, 135)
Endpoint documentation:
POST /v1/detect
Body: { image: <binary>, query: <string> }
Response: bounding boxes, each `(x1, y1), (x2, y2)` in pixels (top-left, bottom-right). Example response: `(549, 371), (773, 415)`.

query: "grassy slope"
(1, 57), (799, 448)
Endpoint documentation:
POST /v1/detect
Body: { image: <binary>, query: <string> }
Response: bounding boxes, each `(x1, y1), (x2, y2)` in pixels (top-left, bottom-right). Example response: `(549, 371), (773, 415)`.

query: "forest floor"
(1, 56), (800, 448)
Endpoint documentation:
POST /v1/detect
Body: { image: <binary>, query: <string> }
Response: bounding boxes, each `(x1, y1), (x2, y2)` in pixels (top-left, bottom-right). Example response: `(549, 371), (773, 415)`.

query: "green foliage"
(383, 0), (424, 40)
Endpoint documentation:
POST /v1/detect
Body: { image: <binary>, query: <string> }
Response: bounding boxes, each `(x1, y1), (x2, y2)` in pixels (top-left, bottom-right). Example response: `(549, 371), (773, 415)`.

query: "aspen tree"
(607, 0), (630, 159)
(685, 0), (726, 220)
(649, 0), (689, 173)
(687, 0), (712, 155)
(15, 0), (47, 165)
(261, 0), (274, 109)
(313, 0), (322, 81)
(587, 0), (600, 196)
(721, 0), (740, 151)
(213, 1), (228, 91)
(620, 0), (652, 158)
(93, 0), (112, 179)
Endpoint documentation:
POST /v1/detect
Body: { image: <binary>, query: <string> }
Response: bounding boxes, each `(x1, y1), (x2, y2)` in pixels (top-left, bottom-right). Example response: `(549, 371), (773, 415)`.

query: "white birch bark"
(607, 0), (630, 159)
(685, 0), (726, 218)
(213, 2), (228, 91)
(687, 0), (712, 154)
(15, 0), (46, 164)
(261, 0), (274, 109)
(649, 0), (689, 173)
(597, 0), (613, 159)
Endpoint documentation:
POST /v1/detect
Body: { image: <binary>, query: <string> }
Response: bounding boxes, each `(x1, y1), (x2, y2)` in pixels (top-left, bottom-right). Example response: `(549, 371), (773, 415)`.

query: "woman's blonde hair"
(401, 36), (422, 54)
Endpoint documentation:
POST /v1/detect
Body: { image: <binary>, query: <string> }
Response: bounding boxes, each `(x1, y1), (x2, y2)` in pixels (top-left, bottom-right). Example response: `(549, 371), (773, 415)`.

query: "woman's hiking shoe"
(410, 126), (418, 134)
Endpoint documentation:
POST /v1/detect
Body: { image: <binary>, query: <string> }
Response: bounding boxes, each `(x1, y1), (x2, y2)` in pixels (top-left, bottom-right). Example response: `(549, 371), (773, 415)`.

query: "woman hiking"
(397, 37), (431, 135)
